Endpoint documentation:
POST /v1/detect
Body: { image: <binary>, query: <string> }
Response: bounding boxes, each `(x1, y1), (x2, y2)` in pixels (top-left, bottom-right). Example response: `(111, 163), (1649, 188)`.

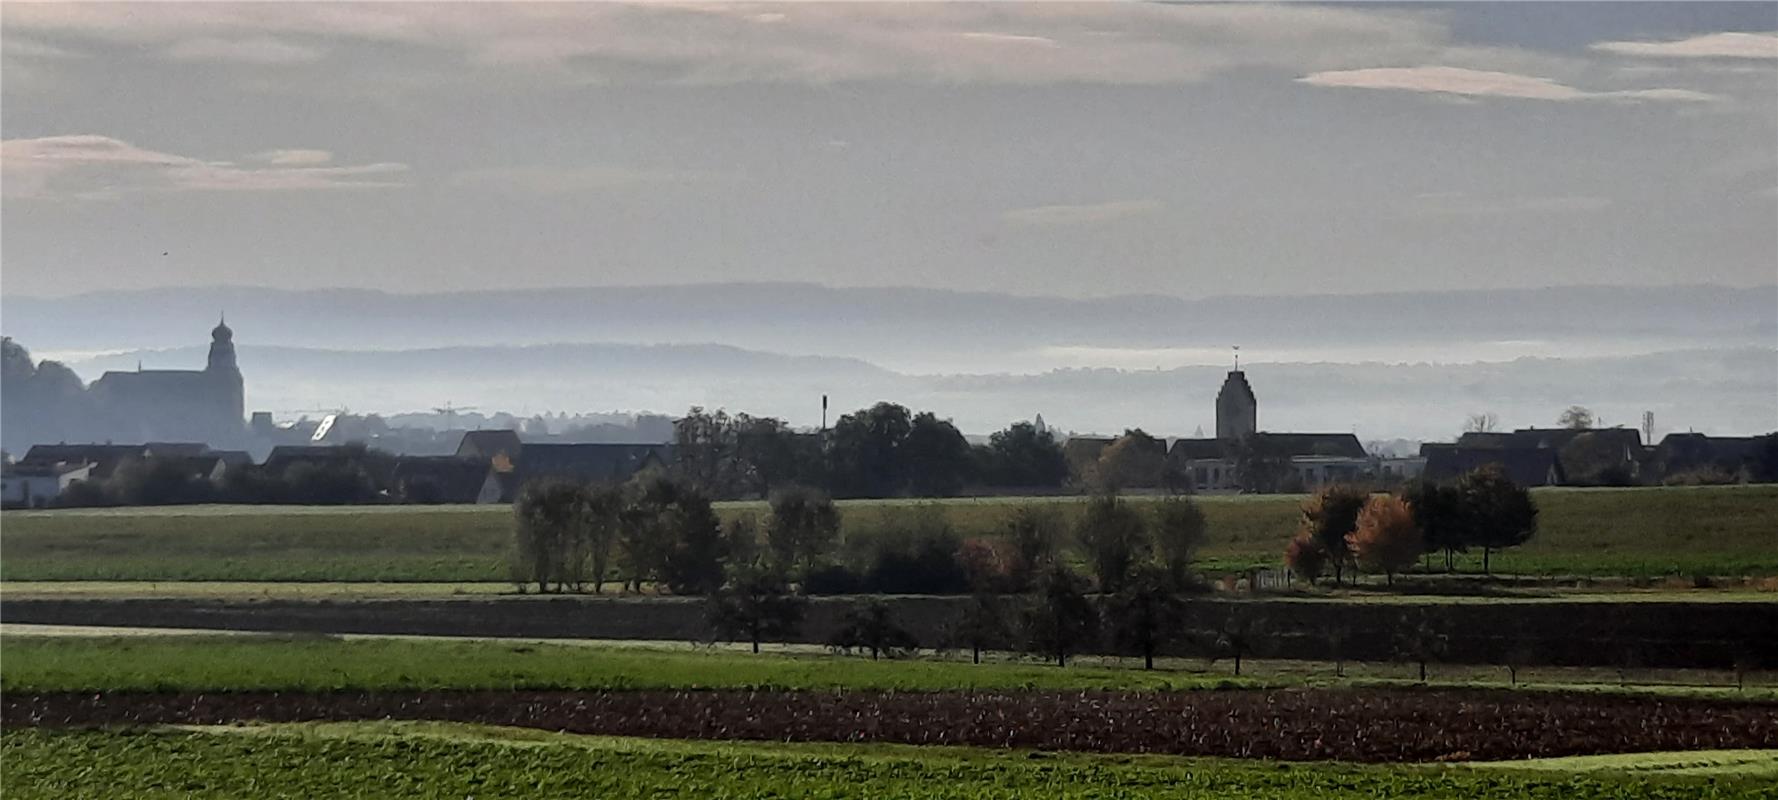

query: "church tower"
(1215, 369), (1256, 441)
(206, 316), (245, 439)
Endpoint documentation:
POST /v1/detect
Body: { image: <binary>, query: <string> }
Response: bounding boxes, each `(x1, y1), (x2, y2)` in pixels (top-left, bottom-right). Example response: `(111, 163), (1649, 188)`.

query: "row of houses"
(1419, 428), (1769, 487)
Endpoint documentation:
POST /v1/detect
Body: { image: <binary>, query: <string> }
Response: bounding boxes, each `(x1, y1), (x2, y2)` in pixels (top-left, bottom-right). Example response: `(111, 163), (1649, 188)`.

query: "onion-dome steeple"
(207, 313), (238, 372)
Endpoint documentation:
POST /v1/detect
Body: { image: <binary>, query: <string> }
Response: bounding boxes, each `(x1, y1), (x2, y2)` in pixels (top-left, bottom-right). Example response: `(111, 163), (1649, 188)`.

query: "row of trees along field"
(513, 476), (1485, 673)
(674, 405), (1069, 500)
(1286, 465), (1538, 583)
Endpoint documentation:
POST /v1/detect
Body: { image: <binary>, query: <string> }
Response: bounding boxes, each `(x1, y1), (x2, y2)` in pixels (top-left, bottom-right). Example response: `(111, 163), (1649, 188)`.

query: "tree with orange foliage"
(1346, 495), (1423, 585)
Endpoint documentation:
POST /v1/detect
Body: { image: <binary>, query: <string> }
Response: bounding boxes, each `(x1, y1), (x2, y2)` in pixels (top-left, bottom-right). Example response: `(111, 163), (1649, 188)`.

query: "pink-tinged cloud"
(1592, 32), (1778, 60)
(1298, 66), (1720, 102)
(1, 135), (404, 198)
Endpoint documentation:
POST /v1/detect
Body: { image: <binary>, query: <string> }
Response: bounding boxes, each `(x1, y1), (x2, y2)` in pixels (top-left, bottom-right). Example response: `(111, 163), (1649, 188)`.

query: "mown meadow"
(3, 485), (1775, 582)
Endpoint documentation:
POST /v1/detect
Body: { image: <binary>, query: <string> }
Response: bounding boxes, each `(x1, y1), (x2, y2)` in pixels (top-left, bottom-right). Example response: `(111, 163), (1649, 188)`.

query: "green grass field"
(5, 634), (1771, 697)
(6, 723), (1772, 800)
(3, 485), (1775, 581)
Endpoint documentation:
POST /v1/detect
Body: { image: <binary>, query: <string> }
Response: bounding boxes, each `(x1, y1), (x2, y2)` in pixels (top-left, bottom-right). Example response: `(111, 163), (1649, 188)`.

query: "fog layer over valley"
(10, 283), (1771, 441)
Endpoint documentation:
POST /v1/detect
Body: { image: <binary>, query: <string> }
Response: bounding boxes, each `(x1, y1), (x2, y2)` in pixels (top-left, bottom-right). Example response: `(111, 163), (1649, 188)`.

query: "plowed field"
(9, 687), (1775, 763)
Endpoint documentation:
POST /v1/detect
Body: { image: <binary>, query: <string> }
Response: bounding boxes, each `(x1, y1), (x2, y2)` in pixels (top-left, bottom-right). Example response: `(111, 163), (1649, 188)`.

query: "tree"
(765, 484), (841, 577)
(1393, 609), (1449, 683)
(1103, 564), (1185, 670)
(672, 406), (740, 497)
(902, 412), (973, 497)
(1402, 481), (1466, 572)
(578, 485), (626, 593)
(1153, 496), (1209, 589)
(977, 421), (1069, 488)
(829, 600), (919, 660)
(512, 479), (585, 593)
(643, 477), (728, 596)
(707, 563), (807, 654)
(1346, 495), (1422, 585)
(1324, 623), (1353, 678)
(1004, 504), (1062, 591)
(1299, 484), (1369, 585)
(1283, 534), (1327, 584)
(1464, 412), (1499, 434)
(1022, 563), (1098, 667)
(943, 592), (1008, 665)
(827, 402), (913, 498)
(1095, 429), (1165, 491)
(1558, 405), (1595, 430)
(1075, 492), (1151, 594)
(1210, 610), (1266, 677)
(1457, 465), (1538, 575)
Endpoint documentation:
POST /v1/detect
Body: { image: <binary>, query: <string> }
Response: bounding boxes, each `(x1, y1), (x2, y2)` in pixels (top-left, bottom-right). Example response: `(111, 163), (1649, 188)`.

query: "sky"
(2, 2), (1775, 299)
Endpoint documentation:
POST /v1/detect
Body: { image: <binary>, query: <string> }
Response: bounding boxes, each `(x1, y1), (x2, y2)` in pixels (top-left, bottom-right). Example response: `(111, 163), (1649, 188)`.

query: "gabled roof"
(1167, 438), (1228, 460)
(1504, 427), (1642, 452)
(144, 442), (211, 458)
(2, 461), (94, 479)
(19, 444), (148, 479)
(1423, 446), (1565, 487)
(1251, 432), (1366, 458)
(263, 445), (359, 472)
(514, 443), (673, 485)
(456, 429), (523, 460)
(1651, 433), (1762, 473)
(1454, 432), (1514, 449)
(390, 456), (497, 503)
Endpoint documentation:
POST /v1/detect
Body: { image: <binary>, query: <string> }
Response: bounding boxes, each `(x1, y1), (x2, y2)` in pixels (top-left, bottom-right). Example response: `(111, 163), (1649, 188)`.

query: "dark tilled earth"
(6, 687), (1776, 763)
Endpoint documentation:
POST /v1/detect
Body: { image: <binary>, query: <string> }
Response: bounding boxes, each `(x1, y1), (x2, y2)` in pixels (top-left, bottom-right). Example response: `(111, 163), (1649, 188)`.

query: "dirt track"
(7, 687), (1776, 762)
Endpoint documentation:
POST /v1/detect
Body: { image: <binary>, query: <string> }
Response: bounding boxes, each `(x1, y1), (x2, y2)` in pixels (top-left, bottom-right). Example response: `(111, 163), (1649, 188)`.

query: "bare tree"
(1463, 412), (1499, 434)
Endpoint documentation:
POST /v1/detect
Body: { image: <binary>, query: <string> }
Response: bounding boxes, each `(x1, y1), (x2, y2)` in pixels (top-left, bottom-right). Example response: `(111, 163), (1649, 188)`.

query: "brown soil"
(7, 687), (1776, 762)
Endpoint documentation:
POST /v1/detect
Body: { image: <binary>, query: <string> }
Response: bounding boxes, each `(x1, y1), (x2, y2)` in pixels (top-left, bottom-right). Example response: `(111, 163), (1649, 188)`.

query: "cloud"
(1298, 66), (1720, 102)
(1410, 193), (1613, 217)
(1592, 32), (1778, 60)
(0, 2), (1459, 85)
(250, 149), (334, 166)
(449, 165), (732, 194)
(1, 135), (405, 198)
(163, 35), (325, 64)
(1003, 200), (1162, 226)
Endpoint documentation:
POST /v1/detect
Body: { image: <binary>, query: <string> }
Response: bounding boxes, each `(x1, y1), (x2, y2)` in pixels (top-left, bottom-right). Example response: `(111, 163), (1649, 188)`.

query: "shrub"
(956, 537), (1011, 593)
(828, 600), (919, 660)
(801, 564), (864, 595)
(1284, 534), (1327, 584)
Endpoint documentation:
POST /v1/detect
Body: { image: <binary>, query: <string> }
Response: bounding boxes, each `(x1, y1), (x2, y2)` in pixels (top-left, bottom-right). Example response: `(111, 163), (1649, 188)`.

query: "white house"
(2, 461), (95, 508)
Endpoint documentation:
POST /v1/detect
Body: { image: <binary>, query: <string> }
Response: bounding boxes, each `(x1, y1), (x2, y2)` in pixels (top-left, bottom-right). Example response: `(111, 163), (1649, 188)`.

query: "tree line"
(672, 404), (1068, 500)
(1285, 464), (1538, 583)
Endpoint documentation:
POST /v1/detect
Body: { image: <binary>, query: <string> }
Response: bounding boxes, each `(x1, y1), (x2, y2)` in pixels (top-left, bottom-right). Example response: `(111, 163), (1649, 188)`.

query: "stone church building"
(87, 319), (244, 446)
